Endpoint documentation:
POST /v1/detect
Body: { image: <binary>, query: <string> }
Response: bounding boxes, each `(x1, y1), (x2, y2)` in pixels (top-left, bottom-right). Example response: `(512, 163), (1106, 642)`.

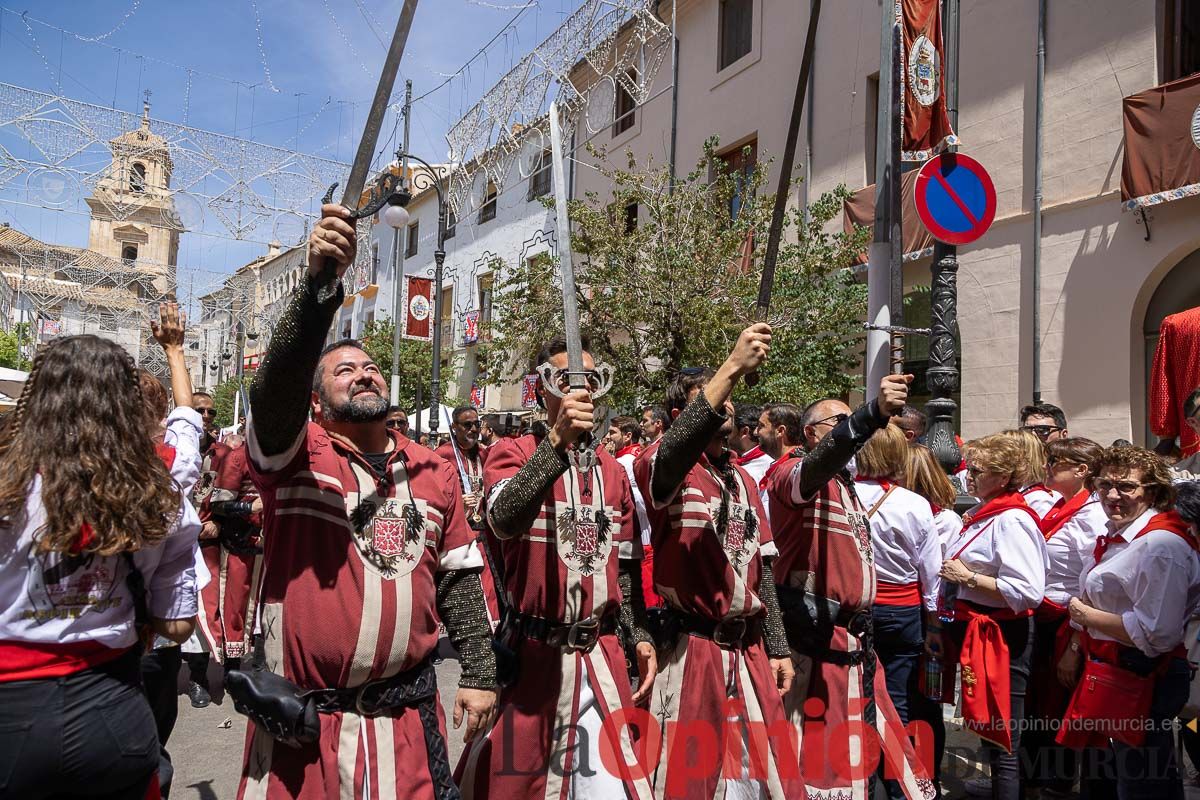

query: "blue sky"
(0, 0), (582, 284)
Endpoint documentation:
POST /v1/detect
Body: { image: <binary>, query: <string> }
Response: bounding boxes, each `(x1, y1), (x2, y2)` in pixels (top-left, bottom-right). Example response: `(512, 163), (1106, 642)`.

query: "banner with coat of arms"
(402, 276), (434, 340)
(462, 310), (480, 345)
(898, 0), (957, 162)
(469, 383), (484, 407)
(520, 374), (539, 408)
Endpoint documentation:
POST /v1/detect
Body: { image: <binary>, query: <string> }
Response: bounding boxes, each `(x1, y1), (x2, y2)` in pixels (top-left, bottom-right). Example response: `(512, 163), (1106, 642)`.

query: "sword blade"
(340, 0), (419, 209)
(548, 101), (586, 390)
(755, 0), (822, 317)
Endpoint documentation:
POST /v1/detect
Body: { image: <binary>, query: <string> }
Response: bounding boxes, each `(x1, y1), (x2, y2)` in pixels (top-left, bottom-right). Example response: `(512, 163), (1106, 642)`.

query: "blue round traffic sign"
(914, 153), (997, 246)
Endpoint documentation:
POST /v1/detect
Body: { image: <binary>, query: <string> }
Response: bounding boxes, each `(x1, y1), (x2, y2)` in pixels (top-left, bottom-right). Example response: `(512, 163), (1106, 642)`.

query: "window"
(444, 209), (457, 240)
(528, 149), (552, 201)
(624, 202), (639, 233)
(1164, 0), (1200, 81)
(478, 273), (494, 329)
(406, 220), (419, 258)
(717, 139), (757, 218)
(365, 311), (374, 327)
(130, 162), (147, 193)
(479, 182), (497, 223)
(719, 0), (753, 71)
(613, 71), (637, 136)
(121, 243), (138, 263)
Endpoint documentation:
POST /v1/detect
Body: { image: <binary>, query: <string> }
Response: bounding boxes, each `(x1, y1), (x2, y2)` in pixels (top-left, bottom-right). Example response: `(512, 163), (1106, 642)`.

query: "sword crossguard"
(322, 171), (406, 221)
(862, 323), (932, 336)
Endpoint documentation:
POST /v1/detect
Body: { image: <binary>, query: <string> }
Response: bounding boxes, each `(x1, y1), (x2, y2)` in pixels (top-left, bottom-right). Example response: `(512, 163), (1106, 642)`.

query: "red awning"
(842, 169), (936, 265)
(1121, 72), (1200, 210)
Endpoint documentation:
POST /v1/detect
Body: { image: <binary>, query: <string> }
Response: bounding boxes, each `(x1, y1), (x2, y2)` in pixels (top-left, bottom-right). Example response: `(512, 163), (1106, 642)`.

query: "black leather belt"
(664, 608), (761, 649)
(511, 610), (617, 653)
(305, 657), (438, 717)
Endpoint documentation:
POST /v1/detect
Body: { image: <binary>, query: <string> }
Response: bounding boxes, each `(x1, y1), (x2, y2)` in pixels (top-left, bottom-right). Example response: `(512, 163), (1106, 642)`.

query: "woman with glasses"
(1056, 448), (1200, 800)
(1001, 429), (1061, 517)
(1021, 438), (1106, 795)
(935, 434), (1048, 800)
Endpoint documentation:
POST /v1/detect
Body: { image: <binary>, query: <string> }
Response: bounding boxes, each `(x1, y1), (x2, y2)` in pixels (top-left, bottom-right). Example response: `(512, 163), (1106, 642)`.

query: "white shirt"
(857, 480), (942, 611)
(0, 475), (200, 650)
(1079, 508), (1200, 656)
(162, 406), (204, 497)
(617, 452), (652, 546)
(738, 450), (774, 487)
(1022, 486), (1062, 518)
(933, 507), (963, 555)
(945, 506), (1048, 613)
(1042, 494), (1107, 608)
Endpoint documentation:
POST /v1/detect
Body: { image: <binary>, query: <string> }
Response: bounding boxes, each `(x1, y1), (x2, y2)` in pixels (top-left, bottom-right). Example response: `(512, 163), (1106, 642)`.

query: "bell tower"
(84, 91), (183, 280)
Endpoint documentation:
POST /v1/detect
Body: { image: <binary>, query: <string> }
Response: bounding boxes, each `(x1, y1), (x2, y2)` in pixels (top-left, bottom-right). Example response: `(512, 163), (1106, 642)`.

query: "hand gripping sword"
(315, 0), (419, 300)
(543, 102), (614, 471)
(745, 0), (822, 386)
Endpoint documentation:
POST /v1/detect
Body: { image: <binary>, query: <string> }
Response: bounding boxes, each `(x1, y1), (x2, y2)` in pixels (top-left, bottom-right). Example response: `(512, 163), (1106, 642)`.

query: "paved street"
(167, 658), (1200, 799)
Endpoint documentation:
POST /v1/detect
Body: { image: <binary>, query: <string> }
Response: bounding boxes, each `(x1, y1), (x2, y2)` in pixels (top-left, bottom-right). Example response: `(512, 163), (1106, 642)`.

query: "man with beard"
(640, 405), (668, 446)
(187, 390), (232, 708)
(764, 379), (935, 800)
(634, 325), (803, 799)
(731, 403), (773, 487)
(236, 204), (496, 800)
(434, 407), (501, 628)
(455, 338), (656, 800)
(386, 406), (410, 437)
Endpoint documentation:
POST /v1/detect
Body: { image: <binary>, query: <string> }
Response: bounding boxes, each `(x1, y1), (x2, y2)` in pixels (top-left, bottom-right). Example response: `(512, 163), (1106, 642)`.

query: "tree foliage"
(212, 375), (246, 429)
(479, 140), (869, 411)
(357, 320), (465, 412)
(0, 324), (31, 371)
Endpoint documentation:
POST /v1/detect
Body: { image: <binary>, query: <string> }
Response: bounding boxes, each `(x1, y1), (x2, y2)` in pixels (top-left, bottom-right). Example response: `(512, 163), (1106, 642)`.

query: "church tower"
(83, 92), (182, 282)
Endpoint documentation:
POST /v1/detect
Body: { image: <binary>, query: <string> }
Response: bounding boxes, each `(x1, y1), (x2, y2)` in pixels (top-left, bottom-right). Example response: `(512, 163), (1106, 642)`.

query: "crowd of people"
(3, 203), (1200, 800)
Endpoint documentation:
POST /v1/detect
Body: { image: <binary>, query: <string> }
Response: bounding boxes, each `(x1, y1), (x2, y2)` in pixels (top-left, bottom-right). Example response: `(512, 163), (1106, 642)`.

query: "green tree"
(357, 320), (466, 412)
(479, 140), (869, 410)
(0, 324), (32, 371)
(212, 375), (246, 428)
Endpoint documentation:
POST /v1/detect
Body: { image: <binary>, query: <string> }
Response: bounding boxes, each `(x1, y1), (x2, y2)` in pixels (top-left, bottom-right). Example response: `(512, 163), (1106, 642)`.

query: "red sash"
(950, 604), (1027, 752)
(876, 581), (921, 605)
(1038, 489), (1091, 541)
(616, 444), (643, 460)
(735, 445), (765, 466)
(1031, 599), (1075, 718)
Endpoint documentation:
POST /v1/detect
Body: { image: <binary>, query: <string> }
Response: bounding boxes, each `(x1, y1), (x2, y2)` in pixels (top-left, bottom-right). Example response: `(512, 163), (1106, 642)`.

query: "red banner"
(520, 374), (539, 408)
(899, 0), (957, 162)
(403, 276), (433, 340)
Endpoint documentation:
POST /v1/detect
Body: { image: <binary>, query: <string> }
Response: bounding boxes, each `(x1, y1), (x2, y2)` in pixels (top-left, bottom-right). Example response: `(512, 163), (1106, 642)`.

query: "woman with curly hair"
(0, 334), (200, 799)
(935, 433), (1048, 800)
(1057, 447), (1200, 800)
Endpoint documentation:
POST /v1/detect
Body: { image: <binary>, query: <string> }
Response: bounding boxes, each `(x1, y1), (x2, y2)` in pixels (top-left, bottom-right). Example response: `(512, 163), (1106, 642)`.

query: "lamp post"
(387, 152), (448, 440)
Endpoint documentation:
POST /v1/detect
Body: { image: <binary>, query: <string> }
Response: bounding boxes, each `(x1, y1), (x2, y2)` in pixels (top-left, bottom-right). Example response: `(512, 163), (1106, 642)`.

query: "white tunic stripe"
(338, 711), (361, 800)
(542, 653), (580, 800)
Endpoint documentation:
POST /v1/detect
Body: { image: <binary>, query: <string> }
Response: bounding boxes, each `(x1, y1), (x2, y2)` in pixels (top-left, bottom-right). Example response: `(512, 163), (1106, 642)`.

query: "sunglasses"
(813, 413), (849, 427)
(1021, 424), (1062, 440)
(196, 408), (217, 417)
(386, 420), (409, 430)
(679, 367), (707, 376)
(456, 420), (481, 430)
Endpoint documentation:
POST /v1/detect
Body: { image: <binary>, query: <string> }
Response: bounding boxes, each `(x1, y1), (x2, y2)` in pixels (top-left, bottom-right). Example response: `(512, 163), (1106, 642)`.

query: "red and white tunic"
(856, 479), (941, 611)
(456, 435), (650, 800)
(635, 442), (803, 800)
(238, 420), (480, 800)
(194, 441), (233, 658)
(208, 445), (263, 661)
(765, 454), (935, 800)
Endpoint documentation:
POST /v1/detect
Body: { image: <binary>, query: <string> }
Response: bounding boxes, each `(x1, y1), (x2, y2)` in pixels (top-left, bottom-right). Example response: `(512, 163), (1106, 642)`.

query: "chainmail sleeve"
(758, 559), (790, 658)
(435, 568), (497, 690)
(617, 559), (653, 645)
(798, 400), (889, 500)
(487, 439), (569, 540)
(248, 272), (344, 458)
(649, 395), (727, 506)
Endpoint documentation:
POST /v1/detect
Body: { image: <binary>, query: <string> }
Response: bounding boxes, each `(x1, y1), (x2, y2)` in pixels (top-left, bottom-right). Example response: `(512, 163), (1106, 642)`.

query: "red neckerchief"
(1021, 483), (1051, 498)
(616, 444), (643, 460)
(1093, 510), (1198, 564)
(1038, 489), (1092, 541)
(735, 445), (765, 466)
(961, 491), (1039, 528)
(931, 503), (943, 515)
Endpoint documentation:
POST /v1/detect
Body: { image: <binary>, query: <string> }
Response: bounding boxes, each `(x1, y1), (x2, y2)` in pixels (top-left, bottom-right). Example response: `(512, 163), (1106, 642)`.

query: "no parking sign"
(914, 153), (997, 245)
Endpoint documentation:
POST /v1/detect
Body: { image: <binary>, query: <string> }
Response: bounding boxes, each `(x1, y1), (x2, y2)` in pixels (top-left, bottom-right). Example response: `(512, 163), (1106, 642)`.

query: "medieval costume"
(763, 402), (935, 800)
(237, 272), (495, 800)
(1151, 307), (1200, 457)
(455, 433), (654, 800)
(206, 444), (265, 663)
(635, 396), (802, 800)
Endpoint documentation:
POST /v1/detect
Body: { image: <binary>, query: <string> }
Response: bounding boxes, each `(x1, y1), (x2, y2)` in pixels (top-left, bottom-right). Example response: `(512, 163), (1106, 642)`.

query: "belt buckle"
(355, 680), (385, 717)
(566, 618), (601, 652)
(713, 617), (747, 648)
(845, 610), (872, 638)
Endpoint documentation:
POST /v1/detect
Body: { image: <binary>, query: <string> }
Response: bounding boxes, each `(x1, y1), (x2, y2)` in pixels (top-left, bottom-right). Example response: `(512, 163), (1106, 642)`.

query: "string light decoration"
(443, 0), (670, 217)
(247, 0), (282, 93)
